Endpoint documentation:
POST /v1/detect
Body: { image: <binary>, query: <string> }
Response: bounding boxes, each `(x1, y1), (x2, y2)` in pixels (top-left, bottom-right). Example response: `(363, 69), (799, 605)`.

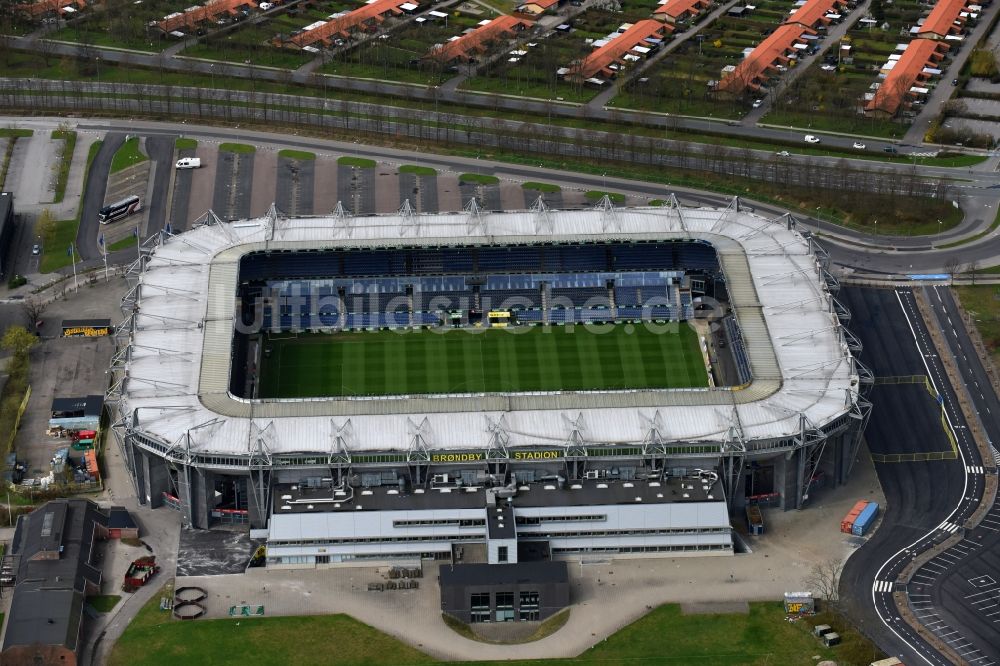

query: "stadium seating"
(240, 241), (721, 332)
(724, 315), (752, 384)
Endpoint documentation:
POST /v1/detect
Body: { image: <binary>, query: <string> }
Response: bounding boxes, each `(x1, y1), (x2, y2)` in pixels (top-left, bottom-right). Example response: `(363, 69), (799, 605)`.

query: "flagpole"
(101, 239), (109, 282)
(135, 225), (140, 259)
(71, 243), (78, 291)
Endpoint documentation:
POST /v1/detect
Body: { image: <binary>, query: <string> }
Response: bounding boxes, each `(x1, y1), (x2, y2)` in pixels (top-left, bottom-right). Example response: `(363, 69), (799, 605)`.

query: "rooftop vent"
(597, 483), (608, 489)
(648, 482), (661, 487)
(623, 482), (634, 488)
(544, 485), (556, 490)
(281, 495), (292, 500)
(281, 505), (292, 510)
(306, 504), (314, 510)
(635, 497), (642, 502)
(414, 489), (425, 494)
(570, 483), (582, 490)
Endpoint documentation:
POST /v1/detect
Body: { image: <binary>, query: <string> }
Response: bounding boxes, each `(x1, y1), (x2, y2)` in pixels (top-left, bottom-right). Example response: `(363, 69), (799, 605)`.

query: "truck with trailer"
(852, 501), (880, 536)
(841, 500), (868, 534)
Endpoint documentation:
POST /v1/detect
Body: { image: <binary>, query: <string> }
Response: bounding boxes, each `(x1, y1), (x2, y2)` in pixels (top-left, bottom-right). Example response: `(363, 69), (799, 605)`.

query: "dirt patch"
(680, 601), (749, 615)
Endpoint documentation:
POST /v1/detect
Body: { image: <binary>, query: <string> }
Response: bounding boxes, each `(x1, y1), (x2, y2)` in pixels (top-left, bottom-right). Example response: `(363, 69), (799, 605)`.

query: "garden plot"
(45, 0), (210, 51)
(320, 10), (486, 85)
(182, 0), (359, 69)
(611, 0), (797, 118)
(461, 0), (665, 103)
(764, 0), (930, 136)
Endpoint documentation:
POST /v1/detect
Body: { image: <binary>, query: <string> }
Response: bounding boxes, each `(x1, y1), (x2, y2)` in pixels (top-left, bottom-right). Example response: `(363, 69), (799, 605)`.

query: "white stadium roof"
(118, 204), (859, 456)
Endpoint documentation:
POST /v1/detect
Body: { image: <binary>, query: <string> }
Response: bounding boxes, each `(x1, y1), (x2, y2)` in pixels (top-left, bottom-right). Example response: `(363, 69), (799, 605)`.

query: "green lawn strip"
(954, 285), (1000, 369)
(452, 604), (875, 666)
(175, 137), (198, 150)
(521, 181), (560, 193)
(399, 164), (437, 176)
(38, 219), (80, 273)
(258, 324), (706, 398)
(278, 149), (316, 160)
(109, 589), (434, 666)
(459, 173), (500, 185)
(88, 595), (122, 613)
(219, 142), (256, 154)
(106, 235), (138, 252)
(39, 140), (101, 273)
(584, 191), (626, 203)
(649, 199), (667, 206)
(939, 206), (1000, 250)
(338, 156), (377, 168)
(51, 130), (77, 203)
(0, 128), (33, 138)
(110, 137), (147, 173)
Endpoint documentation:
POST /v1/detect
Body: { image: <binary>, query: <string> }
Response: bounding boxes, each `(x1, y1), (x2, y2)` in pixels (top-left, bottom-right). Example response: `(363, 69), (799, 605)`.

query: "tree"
(20, 297), (47, 333)
(35, 208), (57, 248)
(1, 325), (38, 356)
(804, 557), (844, 612)
(945, 255), (961, 283)
(967, 259), (980, 286)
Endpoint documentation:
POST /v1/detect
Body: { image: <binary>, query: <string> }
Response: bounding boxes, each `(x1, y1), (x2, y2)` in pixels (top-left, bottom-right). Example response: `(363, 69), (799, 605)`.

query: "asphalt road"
(143, 135), (175, 238)
(77, 133), (124, 261)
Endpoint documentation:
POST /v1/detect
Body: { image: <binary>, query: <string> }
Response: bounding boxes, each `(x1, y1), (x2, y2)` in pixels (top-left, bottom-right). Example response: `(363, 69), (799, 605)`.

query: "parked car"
(952, 78), (959, 86)
(752, 99), (763, 109)
(776, 150), (791, 157)
(852, 141), (866, 149)
(883, 145), (898, 154)
(31, 244), (40, 255)
(175, 157), (202, 169)
(804, 135), (820, 144)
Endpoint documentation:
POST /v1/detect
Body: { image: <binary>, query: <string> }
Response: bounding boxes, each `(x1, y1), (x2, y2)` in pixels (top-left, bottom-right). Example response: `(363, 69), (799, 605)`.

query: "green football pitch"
(257, 323), (707, 399)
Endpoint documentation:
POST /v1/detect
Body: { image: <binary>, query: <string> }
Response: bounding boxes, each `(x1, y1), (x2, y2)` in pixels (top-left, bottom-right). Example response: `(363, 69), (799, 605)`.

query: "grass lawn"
(258, 323), (706, 398)
(110, 137), (147, 173)
(453, 603), (863, 665)
(39, 219), (81, 273)
(338, 156), (376, 168)
(88, 595), (122, 613)
(109, 589), (434, 666)
(106, 235), (139, 252)
(522, 182), (560, 193)
(954, 285), (1000, 368)
(585, 191), (626, 203)
(51, 130), (77, 204)
(459, 173), (499, 185)
(175, 138), (198, 150)
(0, 128), (33, 138)
(278, 149), (316, 160)
(219, 143), (256, 154)
(399, 164), (437, 176)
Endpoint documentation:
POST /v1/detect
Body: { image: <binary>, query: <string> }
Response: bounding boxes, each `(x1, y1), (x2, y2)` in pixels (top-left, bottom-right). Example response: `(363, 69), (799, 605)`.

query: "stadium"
(106, 199), (871, 568)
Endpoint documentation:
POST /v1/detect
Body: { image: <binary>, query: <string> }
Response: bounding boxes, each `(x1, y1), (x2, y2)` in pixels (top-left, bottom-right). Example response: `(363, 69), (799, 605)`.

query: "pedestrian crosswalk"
(967, 465), (986, 474)
(874, 580), (895, 593)
(940, 521), (961, 533)
(991, 446), (1000, 466)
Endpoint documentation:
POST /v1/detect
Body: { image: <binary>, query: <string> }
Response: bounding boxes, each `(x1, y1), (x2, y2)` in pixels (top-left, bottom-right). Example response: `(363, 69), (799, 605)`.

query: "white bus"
(99, 195), (141, 224)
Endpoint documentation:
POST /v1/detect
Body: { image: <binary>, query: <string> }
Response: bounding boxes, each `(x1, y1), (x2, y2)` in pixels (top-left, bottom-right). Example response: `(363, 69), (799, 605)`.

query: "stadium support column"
(177, 466), (212, 529)
(142, 451), (170, 508)
(247, 473), (270, 529)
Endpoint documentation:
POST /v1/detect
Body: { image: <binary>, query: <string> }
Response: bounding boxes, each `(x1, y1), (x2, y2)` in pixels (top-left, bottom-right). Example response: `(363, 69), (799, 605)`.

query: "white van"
(175, 157), (201, 169)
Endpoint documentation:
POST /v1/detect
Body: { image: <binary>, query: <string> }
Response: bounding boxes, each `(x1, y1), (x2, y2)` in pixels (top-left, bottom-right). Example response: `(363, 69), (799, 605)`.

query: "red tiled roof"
(915, 0), (970, 38)
(570, 19), (669, 79)
(785, 0), (847, 29)
(653, 0), (710, 19)
(523, 0), (559, 8)
(156, 0), (257, 33)
(865, 38), (948, 115)
(15, 0), (86, 17)
(427, 15), (533, 63)
(717, 23), (813, 94)
(289, 0), (417, 47)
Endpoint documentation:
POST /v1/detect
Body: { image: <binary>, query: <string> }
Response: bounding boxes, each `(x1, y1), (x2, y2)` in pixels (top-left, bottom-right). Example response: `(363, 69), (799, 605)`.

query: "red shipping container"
(841, 500), (868, 534)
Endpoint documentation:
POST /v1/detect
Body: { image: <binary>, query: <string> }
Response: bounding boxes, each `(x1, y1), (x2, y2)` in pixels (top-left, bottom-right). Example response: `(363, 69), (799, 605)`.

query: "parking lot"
(165, 139), (646, 227)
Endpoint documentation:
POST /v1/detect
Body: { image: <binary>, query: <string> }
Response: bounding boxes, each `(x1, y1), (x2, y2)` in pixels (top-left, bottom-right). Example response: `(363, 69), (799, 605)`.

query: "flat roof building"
(0, 499), (109, 666)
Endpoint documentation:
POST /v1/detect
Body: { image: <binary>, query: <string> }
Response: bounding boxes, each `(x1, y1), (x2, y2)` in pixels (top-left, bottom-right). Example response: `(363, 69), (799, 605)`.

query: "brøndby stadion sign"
(430, 450), (564, 463)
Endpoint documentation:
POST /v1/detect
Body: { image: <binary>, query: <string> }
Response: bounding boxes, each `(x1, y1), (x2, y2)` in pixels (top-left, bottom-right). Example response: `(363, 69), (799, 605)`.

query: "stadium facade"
(106, 200), (871, 567)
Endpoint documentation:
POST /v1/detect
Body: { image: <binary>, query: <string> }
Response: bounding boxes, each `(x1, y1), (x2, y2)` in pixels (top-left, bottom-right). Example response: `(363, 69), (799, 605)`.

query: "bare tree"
(967, 259), (980, 286)
(804, 557), (844, 612)
(945, 255), (961, 284)
(20, 297), (47, 333)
